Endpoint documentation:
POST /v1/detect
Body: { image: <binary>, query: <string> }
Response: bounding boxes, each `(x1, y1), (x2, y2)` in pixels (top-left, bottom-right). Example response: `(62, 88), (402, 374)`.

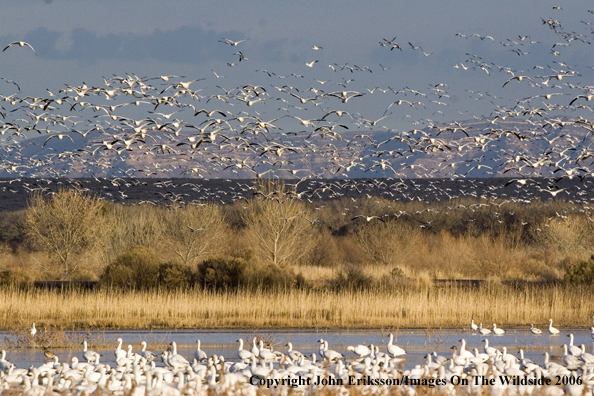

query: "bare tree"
(242, 179), (315, 267)
(25, 189), (106, 278)
(159, 203), (229, 266)
(353, 219), (420, 267)
(102, 203), (163, 264)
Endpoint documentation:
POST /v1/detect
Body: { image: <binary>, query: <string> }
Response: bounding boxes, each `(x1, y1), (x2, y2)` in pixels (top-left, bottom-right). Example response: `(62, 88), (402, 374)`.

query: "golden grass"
(1, 285), (593, 330)
(288, 265), (336, 281)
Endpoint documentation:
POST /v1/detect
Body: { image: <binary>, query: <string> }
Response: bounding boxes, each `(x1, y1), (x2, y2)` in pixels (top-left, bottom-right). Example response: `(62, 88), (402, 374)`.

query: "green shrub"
(331, 266), (374, 291)
(99, 247), (160, 289)
(158, 262), (192, 290)
(564, 255), (594, 285)
(250, 264), (304, 291)
(195, 256), (249, 291)
(0, 210), (27, 252)
(0, 268), (35, 289)
(390, 267), (407, 279)
(70, 269), (99, 282)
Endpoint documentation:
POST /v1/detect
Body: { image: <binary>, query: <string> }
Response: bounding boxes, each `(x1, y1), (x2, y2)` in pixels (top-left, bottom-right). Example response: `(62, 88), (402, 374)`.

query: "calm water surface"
(1, 329), (592, 371)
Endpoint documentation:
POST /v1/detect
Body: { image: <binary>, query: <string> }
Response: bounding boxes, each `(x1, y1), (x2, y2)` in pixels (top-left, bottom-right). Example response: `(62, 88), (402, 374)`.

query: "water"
(2, 328), (592, 371)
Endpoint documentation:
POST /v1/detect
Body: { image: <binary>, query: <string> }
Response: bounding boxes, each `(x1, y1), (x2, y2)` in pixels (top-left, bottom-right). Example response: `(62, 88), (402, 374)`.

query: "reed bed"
(1, 285), (592, 330)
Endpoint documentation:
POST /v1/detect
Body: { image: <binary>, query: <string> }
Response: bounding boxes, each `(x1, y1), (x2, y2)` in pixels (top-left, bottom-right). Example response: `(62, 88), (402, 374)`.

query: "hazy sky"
(1, 0), (593, 132)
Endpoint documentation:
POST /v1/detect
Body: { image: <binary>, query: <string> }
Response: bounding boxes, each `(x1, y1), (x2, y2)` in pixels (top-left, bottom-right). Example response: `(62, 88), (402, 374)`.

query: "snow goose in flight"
(3, 41), (36, 54)
(219, 38), (249, 46)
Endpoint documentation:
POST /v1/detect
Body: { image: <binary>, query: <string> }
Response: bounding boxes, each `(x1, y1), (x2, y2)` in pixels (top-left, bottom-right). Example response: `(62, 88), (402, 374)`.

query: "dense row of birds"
(1, 6), (594, 194)
(0, 176), (591, 207)
(470, 318), (594, 337)
(3, 177), (594, 236)
(2, 323), (594, 395)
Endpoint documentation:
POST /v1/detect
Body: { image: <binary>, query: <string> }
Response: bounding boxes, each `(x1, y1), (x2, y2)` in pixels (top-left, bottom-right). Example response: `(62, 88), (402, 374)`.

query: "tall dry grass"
(1, 285), (592, 330)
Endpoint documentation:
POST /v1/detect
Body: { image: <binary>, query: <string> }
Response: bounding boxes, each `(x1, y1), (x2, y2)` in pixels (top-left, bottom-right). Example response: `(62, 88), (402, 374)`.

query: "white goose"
(114, 338), (126, 360)
(250, 338), (259, 357)
(319, 340), (343, 362)
(195, 339), (207, 362)
(249, 356), (270, 379)
(258, 340), (277, 362)
(492, 323), (505, 335)
(81, 340), (101, 363)
(473, 348), (489, 363)
(0, 350), (12, 372)
(450, 346), (468, 366)
(387, 333), (406, 356)
(483, 339), (498, 357)
(580, 344), (594, 364)
(286, 342), (304, 361)
(530, 324), (542, 335)
(126, 344), (138, 360)
(236, 339), (254, 361)
(458, 339), (474, 359)
(567, 334), (581, 357)
(70, 356), (92, 371)
(548, 319), (560, 335)
(168, 341), (190, 369)
(500, 346), (518, 365)
(478, 323), (491, 335)
(562, 344), (582, 369)
(140, 341), (156, 362)
(346, 344), (372, 358)
(3, 41), (36, 54)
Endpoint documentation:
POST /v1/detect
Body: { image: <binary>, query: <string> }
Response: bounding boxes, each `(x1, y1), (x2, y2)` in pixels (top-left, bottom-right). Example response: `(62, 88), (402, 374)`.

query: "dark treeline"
(0, 177), (591, 212)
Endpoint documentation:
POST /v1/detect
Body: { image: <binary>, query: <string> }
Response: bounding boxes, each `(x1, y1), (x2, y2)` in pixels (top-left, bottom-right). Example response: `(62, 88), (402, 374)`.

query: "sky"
(1, 1), (592, 126)
(0, 0), (594, 178)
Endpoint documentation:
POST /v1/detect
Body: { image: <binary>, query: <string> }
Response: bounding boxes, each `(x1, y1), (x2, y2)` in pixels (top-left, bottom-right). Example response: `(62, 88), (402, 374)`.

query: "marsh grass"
(423, 328), (451, 346)
(1, 285), (593, 330)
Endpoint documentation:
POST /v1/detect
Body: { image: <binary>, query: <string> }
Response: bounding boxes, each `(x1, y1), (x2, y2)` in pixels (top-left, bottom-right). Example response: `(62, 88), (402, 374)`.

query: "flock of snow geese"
(0, 322), (593, 395)
(470, 318), (583, 337)
(3, 5), (594, 395)
(1, 6), (594, 190)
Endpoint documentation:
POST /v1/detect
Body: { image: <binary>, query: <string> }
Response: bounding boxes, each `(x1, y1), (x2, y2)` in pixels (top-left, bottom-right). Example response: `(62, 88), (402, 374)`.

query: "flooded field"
(2, 328), (592, 371)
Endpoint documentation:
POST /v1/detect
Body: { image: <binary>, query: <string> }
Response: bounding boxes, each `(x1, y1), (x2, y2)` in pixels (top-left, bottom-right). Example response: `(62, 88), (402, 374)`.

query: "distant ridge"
(3, 117), (589, 180)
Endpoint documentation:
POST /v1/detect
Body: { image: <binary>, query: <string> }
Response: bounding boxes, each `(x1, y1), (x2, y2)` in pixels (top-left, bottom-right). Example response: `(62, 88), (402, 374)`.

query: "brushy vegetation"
(0, 184), (594, 328)
(564, 254), (594, 285)
(1, 186), (593, 285)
